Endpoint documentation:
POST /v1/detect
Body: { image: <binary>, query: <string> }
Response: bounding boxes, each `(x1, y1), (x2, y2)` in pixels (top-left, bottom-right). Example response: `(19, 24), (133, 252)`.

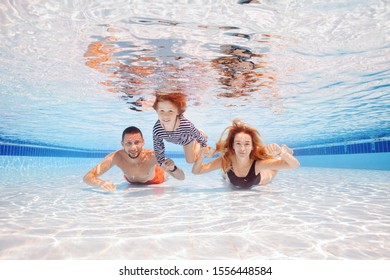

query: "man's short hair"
(122, 126), (143, 141)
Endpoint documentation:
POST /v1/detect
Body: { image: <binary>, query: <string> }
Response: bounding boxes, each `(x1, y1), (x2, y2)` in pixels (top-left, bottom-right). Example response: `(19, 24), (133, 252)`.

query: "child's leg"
(183, 140), (200, 163)
(183, 129), (209, 163)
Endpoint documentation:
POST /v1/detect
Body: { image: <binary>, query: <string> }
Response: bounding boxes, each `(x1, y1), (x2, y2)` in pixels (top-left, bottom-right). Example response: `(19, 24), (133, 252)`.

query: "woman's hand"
(265, 143), (282, 157)
(263, 144), (299, 169)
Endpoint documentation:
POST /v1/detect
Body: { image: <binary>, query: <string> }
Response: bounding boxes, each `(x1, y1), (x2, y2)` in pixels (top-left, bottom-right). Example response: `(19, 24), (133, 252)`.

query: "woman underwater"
(192, 119), (300, 188)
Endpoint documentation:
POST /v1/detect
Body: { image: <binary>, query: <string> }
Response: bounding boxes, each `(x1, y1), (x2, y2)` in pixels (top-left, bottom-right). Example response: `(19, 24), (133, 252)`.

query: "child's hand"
(161, 158), (176, 172)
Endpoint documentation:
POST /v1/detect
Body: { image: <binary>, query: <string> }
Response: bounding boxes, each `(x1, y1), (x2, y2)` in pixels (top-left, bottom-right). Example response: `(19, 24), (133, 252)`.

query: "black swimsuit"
(227, 160), (261, 189)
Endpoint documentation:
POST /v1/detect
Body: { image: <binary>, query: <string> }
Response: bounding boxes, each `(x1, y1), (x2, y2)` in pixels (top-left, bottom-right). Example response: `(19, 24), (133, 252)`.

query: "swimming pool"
(0, 156), (389, 259)
(0, 0), (389, 260)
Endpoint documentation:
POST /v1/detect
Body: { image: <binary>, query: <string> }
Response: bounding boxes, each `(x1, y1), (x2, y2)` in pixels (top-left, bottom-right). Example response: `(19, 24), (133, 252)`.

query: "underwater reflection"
(83, 20), (281, 111)
(211, 43), (277, 99)
(84, 33), (208, 111)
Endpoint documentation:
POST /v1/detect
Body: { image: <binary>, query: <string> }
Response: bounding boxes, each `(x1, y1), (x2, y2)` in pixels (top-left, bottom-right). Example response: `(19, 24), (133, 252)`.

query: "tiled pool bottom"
(0, 157), (389, 260)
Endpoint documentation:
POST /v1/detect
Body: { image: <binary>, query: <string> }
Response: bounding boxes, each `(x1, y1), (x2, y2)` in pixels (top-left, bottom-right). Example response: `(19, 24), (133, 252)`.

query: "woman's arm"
(257, 144), (300, 171)
(192, 149), (222, 174)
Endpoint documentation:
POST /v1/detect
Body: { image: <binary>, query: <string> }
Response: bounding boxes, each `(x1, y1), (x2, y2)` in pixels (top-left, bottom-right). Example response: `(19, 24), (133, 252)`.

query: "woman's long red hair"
(215, 120), (272, 172)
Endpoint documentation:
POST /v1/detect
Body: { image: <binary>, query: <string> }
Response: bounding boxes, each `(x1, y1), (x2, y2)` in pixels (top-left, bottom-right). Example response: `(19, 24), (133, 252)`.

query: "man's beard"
(128, 151), (140, 159)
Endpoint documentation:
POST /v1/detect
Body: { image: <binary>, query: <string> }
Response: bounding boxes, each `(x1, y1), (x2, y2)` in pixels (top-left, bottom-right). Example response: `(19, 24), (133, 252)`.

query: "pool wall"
(1, 138), (389, 170)
(294, 138), (390, 170)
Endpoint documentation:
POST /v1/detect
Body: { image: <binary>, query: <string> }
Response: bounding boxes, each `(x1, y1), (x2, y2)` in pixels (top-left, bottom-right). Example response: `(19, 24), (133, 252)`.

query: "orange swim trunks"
(124, 165), (165, 185)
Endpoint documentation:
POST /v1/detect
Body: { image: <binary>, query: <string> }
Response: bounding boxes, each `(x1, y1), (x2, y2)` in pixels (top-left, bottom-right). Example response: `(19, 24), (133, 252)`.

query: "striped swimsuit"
(153, 115), (208, 165)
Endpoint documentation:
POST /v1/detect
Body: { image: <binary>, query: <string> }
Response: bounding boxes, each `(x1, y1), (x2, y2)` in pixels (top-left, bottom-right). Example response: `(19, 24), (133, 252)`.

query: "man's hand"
(99, 180), (116, 192)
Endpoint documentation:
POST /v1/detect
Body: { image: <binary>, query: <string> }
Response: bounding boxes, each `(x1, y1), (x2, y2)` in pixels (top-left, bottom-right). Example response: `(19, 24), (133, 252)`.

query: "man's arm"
(83, 152), (117, 191)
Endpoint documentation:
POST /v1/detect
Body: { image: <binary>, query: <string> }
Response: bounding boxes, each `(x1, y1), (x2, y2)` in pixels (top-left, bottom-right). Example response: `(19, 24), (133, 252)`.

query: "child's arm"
(161, 158), (185, 180)
(153, 124), (166, 165)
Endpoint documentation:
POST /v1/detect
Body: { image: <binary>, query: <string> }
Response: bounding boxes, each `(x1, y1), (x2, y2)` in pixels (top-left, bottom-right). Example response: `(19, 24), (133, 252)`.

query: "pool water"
(1, 0), (389, 152)
(0, 157), (388, 259)
(0, 0), (389, 261)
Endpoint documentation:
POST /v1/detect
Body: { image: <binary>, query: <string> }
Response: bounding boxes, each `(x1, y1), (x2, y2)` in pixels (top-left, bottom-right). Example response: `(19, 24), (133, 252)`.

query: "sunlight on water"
(0, 157), (389, 259)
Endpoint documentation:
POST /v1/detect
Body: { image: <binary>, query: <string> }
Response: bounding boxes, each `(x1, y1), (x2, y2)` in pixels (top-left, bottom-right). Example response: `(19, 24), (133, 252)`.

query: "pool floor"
(0, 157), (389, 259)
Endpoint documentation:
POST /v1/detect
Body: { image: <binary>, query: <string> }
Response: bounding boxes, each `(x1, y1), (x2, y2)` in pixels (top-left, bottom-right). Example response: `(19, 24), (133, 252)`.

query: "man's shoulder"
(103, 149), (120, 157)
(142, 148), (156, 157)
(140, 149), (157, 162)
(109, 149), (124, 160)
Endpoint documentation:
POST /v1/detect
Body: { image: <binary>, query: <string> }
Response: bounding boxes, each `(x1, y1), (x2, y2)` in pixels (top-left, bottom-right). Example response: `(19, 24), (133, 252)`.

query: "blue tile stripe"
(0, 143), (186, 158)
(1, 139), (389, 158)
(0, 144), (112, 158)
(294, 139), (390, 156)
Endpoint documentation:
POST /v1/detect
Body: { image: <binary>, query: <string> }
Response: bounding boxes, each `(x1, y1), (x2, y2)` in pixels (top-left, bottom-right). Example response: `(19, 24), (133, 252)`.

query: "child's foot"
(199, 129), (208, 140)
